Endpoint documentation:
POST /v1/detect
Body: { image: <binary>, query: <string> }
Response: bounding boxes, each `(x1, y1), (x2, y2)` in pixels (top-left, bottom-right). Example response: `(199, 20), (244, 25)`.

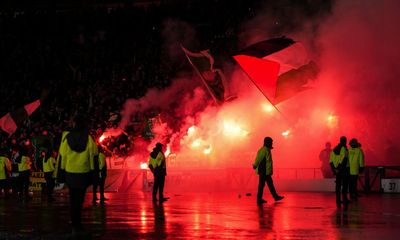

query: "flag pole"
(181, 45), (222, 105)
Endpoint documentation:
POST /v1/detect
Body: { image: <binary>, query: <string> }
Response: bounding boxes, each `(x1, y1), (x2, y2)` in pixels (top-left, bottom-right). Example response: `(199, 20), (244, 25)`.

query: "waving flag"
(182, 46), (226, 105)
(0, 99), (41, 135)
(234, 37), (319, 104)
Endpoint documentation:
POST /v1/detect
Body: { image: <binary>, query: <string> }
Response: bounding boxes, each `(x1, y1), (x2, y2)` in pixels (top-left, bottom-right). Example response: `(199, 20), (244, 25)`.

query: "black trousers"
(0, 179), (9, 196)
(153, 174), (165, 201)
(349, 175), (359, 199)
(335, 171), (349, 204)
(44, 172), (55, 199)
(93, 174), (106, 200)
(10, 176), (19, 196)
(19, 170), (30, 199)
(257, 174), (278, 201)
(69, 187), (87, 230)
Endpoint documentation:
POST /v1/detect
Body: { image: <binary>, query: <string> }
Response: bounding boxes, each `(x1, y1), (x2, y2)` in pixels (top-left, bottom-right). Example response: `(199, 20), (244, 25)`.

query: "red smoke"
(113, 0), (400, 174)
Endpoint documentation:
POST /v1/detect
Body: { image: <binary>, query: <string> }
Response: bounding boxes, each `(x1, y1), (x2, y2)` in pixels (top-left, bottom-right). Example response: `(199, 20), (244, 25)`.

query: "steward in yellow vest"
(0, 153), (11, 198)
(18, 150), (32, 201)
(93, 146), (108, 204)
(42, 150), (57, 202)
(148, 142), (167, 203)
(253, 137), (284, 205)
(348, 138), (365, 200)
(58, 114), (98, 233)
(330, 136), (350, 208)
(10, 147), (21, 196)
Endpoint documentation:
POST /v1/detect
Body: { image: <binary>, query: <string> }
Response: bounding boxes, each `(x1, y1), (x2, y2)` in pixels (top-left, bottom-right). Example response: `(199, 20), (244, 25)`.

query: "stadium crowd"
(0, 1), (265, 173)
(0, 0), (329, 174)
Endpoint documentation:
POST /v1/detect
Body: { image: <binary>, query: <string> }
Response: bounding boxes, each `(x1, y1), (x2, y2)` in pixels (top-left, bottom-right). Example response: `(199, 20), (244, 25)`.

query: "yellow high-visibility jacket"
(43, 156), (56, 173)
(148, 152), (165, 170)
(18, 156), (31, 172)
(99, 152), (106, 170)
(0, 156), (11, 180)
(59, 132), (98, 173)
(348, 147), (365, 175)
(329, 146), (347, 168)
(253, 146), (273, 176)
(54, 131), (69, 178)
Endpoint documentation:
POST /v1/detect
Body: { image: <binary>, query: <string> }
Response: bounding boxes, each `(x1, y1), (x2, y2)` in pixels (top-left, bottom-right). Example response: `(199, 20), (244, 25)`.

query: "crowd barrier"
(26, 166), (400, 193)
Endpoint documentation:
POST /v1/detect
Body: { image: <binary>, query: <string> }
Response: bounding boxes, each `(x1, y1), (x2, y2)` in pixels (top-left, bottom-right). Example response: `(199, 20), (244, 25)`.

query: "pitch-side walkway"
(1, 191), (400, 239)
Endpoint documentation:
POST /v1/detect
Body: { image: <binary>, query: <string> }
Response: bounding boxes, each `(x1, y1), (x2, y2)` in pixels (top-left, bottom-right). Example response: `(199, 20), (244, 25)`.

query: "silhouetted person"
(0, 151), (10, 198)
(330, 136), (350, 208)
(59, 114), (98, 235)
(319, 142), (334, 178)
(93, 145), (108, 204)
(148, 142), (168, 204)
(348, 139), (365, 201)
(18, 148), (32, 202)
(10, 147), (21, 197)
(42, 150), (57, 202)
(253, 137), (284, 205)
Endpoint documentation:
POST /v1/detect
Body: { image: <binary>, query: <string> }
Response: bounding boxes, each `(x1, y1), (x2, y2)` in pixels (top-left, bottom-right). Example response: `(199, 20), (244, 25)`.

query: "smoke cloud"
(314, 0), (400, 165)
(113, 0), (400, 180)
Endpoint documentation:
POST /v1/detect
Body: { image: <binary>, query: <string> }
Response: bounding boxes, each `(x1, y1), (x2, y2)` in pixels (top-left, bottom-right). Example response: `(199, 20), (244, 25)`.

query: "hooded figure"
(319, 142), (334, 178)
(66, 114), (89, 153)
(329, 136), (350, 208)
(253, 137), (284, 205)
(92, 145), (109, 204)
(59, 114), (98, 234)
(348, 138), (365, 200)
(148, 142), (167, 203)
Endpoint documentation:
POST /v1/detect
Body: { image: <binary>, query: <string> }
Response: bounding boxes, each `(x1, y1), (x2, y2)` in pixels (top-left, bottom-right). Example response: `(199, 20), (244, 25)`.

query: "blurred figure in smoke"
(18, 147), (32, 201)
(42, 149), (57, 202)
(92, 145), (108, 205)
(148, 142), (168, 204)
(319, 142), (334, 178)
(348, 139), (365, 201)
(330, 136), (350, 208)
(0, 149), (11, 198)
(253, 137), (284, 205)
(10, 147), (21, 197)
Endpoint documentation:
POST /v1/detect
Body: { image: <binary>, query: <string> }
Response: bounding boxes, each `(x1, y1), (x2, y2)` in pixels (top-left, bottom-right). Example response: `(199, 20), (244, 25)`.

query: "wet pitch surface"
(1, 191), (400, 239)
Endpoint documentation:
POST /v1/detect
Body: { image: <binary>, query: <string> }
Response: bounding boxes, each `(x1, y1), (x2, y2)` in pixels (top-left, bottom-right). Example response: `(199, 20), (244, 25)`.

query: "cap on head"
(349, 138), (358, 148)
(264, 137), (273, 148)
(156, 142), (163, 148)
(340, 136), (347, 145)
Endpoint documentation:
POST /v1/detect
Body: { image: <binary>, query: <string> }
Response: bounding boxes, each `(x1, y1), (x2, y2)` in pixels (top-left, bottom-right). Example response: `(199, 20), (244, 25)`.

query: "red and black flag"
(234, 37), (319, 105)
(0, 99), (41, 135)
(182, 46), (227, 105)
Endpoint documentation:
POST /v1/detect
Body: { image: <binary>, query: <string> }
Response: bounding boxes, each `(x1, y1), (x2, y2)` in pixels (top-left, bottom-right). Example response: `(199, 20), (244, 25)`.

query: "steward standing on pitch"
(0, 150), (11, 198)
(253, 136), (284, 205)
(148, 142), (168, 204)
(348, 138), (365, 201)
(59, 114), (98, 234)
(18, 148), (32, 202)
(92, 145), (108, 204)
(330, 136), (350, 208)
(42, 150), (57, 202)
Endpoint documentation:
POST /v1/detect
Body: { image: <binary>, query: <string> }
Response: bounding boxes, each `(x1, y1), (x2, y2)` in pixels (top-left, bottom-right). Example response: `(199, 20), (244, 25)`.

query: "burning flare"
(222, 120), (249, 137)
(282, 129), (291, 137)
(327, 113), (338, 129)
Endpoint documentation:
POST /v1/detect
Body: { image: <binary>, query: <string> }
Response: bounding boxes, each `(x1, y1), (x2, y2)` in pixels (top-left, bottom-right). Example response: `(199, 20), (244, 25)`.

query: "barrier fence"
(25, 166), (400, 193)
